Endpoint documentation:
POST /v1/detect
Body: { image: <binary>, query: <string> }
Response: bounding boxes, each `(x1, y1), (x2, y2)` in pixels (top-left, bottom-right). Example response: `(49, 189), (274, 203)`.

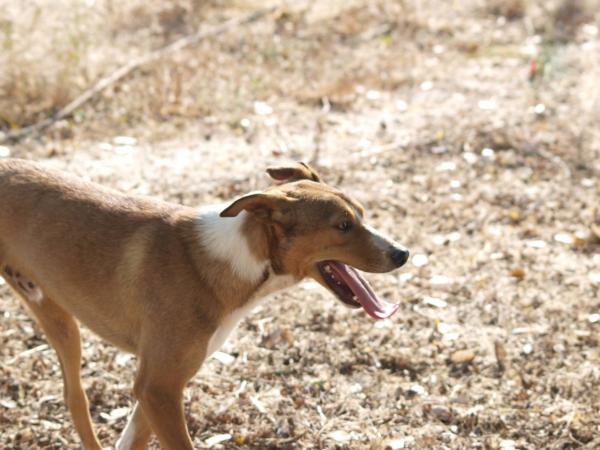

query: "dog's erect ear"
(266, 162), (321, 183)
(220, 192), (295, 222)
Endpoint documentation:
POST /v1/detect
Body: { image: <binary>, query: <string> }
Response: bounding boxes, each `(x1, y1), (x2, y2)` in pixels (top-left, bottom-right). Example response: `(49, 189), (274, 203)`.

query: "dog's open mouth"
(317, 261), (399, 320)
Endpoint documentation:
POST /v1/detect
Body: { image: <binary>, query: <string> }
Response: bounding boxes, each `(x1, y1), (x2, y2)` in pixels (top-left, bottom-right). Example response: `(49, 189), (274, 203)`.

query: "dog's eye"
(337, 221), (352, 233)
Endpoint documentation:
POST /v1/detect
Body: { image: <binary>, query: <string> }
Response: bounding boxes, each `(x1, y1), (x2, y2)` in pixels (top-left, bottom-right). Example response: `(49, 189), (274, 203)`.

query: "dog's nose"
(390, 248), (409, 267)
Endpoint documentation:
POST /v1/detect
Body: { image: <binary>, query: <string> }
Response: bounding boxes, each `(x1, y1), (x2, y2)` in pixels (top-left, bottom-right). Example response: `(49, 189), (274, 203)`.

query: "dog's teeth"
(324, 265), (332, 273)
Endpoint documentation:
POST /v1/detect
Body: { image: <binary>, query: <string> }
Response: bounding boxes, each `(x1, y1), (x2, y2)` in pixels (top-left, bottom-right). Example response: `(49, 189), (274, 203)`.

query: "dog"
(0, 159), (409, 450)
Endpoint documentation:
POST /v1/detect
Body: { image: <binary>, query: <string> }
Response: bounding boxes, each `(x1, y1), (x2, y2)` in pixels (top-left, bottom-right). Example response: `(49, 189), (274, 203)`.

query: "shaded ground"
(1, 0), (600, 449)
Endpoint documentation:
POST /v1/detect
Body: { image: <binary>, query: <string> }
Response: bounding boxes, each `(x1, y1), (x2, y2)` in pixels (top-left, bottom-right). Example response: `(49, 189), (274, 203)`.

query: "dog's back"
(0, 159), (197, 351)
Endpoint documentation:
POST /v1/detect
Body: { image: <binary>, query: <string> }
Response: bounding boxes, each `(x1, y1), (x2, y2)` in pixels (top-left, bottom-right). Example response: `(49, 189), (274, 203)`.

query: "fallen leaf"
(329, 430), (352, 442)
(494, 341), (508, 371)
(204, 434), (232, 447)
(510, 268), (525, 279)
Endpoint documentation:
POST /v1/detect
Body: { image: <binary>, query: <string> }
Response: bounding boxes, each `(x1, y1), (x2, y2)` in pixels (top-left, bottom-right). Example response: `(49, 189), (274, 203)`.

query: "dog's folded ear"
(266, 162), (321, 183)
(220, 191), (295, 223)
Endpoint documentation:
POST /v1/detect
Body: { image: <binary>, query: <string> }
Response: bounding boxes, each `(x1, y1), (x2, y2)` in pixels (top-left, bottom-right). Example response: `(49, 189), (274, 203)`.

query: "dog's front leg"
(132, 345), (206, 450)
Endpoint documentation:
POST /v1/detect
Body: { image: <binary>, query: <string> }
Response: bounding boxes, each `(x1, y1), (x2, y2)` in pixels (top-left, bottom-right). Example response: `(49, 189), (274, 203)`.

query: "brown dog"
(0, 159), (409, 449)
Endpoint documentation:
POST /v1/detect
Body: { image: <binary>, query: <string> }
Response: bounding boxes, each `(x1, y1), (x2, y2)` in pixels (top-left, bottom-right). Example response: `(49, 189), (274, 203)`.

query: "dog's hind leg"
(24, 296), (103, 450)
(116, 402), (152, 450)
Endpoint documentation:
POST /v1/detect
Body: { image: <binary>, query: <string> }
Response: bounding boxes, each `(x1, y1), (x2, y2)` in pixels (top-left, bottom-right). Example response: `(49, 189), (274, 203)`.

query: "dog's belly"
(1, 262), (139, 352)
(2, 265), (44, 304)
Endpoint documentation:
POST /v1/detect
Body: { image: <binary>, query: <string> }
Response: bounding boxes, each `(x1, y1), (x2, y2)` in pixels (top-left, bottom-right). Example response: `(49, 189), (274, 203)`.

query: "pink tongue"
(330, 262), (399, 320)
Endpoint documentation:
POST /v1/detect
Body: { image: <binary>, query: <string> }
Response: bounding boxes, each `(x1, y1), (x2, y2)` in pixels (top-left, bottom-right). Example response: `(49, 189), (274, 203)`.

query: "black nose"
(390, 248), (410, 267)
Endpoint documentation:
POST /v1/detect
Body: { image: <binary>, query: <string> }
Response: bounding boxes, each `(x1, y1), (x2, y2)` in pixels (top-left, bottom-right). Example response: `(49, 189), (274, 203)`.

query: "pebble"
(412, 253), (429, 267)
(450, 349), (475, 364)
(431, 405), (453, 423)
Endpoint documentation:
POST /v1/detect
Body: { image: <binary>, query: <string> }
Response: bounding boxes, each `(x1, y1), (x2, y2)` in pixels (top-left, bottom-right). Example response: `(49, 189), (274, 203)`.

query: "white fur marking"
(116, 404), (139, 450)
(207, 272), (297, 358)
(365, 224), (404, 253)
(197, 204), (268, 283)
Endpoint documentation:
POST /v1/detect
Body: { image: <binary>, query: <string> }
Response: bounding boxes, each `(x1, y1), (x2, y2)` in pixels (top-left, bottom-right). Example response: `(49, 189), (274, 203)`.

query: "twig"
(2, 6), (276, 144)
(308, 97), (331, 167)
(7, 344), (49, 364)
(349, 139), (408, 161)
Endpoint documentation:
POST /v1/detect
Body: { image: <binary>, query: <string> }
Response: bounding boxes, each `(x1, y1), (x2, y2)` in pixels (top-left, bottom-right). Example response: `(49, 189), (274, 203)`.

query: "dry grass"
(1, 0), (600, 449)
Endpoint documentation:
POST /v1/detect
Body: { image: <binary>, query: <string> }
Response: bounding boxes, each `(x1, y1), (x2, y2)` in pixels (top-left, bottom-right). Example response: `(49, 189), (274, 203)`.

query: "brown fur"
(0, 159), (406, 449)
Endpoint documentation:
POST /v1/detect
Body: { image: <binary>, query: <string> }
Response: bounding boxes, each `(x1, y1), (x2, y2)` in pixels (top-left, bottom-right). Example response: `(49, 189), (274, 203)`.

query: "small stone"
(212, 351), (236, 365)
(450, 349), (475, 364)
(481, 147), (495, 159)
(113, 136), (137, 146)
(396, 99), (408, 111)
(385, 438), (406, 449)
(588, 313), (600, 323)
(554, 233), (574, 245)
(329, 430), (352, 442)
(412, 254), (428, 267)
(589, 273), (600, 284)
(204, 433), (232, 447)
(430, 275), (451, 285)
(253, 101), (273, 116)
(423, 296), (447, 308)
(478, 99), (497, 110)
(431, 405), (453, 423)
(500, 440), (516, 450)
(366, 89), (381, 100)
(525, 239), (546, 248)
(462, 151), (478, 164)
(407, 384), (427, 397)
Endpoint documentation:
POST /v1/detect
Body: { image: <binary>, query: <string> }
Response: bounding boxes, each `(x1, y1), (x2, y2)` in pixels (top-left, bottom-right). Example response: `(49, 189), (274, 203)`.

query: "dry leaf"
(494, 341), (508, 371)
(510, 268), (525, 279)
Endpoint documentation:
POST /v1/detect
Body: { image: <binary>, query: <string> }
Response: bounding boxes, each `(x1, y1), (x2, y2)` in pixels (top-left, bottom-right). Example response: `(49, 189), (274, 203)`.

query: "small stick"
(7, 344), (49, 364)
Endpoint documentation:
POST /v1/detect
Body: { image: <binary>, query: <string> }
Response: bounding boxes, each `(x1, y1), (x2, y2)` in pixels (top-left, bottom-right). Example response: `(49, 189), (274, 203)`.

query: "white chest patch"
(206, 272), (297, 358)
(196, 204), (268, 284)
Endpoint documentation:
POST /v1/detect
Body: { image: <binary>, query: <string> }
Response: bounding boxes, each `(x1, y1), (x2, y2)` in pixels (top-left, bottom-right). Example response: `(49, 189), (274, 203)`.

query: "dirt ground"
(1, 0), (600, 449)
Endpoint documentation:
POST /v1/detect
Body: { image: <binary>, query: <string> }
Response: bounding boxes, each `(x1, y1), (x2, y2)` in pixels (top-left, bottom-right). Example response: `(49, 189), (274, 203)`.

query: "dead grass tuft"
(486, 0), (527, 21)
(552, 0), (594, 41)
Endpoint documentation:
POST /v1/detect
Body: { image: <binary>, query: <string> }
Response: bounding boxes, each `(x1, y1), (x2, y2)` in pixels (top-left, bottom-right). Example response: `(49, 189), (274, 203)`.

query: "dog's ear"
(266, 162), (321, 183)
(220, 191), (295, 222)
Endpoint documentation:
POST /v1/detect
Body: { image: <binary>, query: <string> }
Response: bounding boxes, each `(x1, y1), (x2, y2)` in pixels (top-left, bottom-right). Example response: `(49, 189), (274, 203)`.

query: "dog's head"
(220, 162), (409, 319)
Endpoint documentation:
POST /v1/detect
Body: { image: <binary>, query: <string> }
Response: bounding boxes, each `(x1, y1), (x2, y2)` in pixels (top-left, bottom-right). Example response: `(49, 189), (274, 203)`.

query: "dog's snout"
(390, 248), (409, 267)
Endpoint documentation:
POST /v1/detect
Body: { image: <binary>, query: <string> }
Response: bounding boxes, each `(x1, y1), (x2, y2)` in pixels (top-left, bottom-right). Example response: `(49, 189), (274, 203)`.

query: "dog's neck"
(194, 204), (295, 314)
(197, 204), (269, 284)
